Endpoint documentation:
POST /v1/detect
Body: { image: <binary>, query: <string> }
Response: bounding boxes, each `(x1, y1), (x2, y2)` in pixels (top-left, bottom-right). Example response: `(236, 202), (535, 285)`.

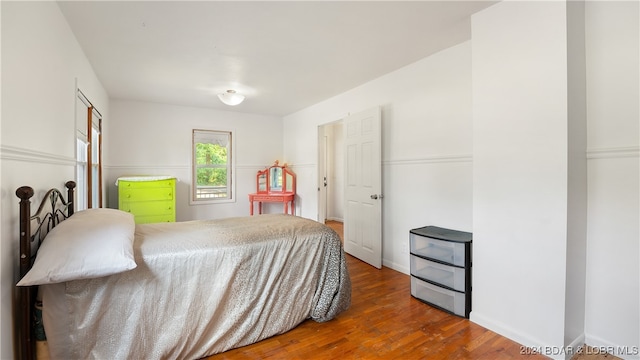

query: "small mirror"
(257, 172), (267, 192)
(270, 167), (282, 192)
(284, 172), (293, 192)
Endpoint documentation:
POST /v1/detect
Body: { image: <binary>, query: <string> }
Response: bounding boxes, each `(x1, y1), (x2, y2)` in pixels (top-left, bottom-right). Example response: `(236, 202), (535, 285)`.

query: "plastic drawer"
(410, 255), (466, 292)
(410, 233), (466, 266)
(411, 277), (466, 317)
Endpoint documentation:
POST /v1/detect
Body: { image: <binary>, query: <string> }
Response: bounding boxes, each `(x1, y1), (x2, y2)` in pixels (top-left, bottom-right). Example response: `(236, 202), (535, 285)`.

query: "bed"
(15, 181), (351, 359)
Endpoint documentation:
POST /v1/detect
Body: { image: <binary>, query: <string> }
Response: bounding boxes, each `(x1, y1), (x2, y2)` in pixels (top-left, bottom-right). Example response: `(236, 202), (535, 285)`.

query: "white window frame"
(76, 134), (88, 211)
(75, 89), (103, 210)
(191, 129), (236, 204)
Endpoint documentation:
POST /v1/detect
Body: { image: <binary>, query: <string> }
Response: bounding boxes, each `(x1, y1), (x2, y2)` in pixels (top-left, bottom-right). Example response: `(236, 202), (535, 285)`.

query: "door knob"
(370, 194), (378, 200)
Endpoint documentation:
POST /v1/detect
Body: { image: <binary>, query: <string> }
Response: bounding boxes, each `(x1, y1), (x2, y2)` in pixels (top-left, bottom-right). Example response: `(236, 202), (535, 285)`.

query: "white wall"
(584, 1), (639, 356)
(471, 1), (571, 352)
(565, 0), (588, 351)
(472, 1), (638, 358)
(105, 100), (284, 220)
(0, 2), (109, 358)
(284, 41), (473, 273)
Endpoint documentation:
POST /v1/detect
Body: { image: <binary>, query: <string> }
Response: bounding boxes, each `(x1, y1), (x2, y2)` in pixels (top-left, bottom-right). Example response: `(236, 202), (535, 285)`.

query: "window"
(76, 89), (102, 210)
(192, 129), (234, 203)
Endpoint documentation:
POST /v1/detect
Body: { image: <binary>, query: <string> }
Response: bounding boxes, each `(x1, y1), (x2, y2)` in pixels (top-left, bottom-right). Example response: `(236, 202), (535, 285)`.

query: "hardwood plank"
(204, 222), (616, 360)
(204, 253), (546, 360)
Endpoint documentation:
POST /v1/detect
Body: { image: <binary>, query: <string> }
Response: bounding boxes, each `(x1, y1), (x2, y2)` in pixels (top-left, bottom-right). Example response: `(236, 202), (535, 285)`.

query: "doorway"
(317, 120), (344, 225)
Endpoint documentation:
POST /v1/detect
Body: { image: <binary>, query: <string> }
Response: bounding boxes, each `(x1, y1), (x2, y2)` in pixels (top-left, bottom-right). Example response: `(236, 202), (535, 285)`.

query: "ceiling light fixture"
(218, 89), (245, 106)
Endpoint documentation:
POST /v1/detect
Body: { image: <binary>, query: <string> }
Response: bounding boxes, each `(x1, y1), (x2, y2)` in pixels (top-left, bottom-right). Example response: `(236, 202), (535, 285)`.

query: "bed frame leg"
(15, 186), (35, 360)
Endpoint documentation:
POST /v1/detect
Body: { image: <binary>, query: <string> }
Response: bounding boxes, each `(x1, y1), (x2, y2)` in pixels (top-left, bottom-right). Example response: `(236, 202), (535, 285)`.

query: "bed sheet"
(41, 214), (351, 359)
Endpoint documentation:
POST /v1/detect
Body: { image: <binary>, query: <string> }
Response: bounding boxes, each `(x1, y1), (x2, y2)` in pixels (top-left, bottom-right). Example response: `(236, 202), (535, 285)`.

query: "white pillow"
(17, 208), (137, 286)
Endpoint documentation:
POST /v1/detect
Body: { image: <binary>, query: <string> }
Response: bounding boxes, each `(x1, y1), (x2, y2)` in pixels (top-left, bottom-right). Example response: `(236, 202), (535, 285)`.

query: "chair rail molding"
(586, 146), (639, 159)
(384, 154), (473, 166)
(0, 145), (75, 166)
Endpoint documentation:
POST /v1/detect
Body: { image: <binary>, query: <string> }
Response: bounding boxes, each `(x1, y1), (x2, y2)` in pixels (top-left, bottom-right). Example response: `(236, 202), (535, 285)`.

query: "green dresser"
(117, 176), (176, 224)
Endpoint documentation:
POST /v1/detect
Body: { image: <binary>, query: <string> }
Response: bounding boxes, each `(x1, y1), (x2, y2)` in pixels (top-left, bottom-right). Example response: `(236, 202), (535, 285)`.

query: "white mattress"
(41, 214), (351, 359)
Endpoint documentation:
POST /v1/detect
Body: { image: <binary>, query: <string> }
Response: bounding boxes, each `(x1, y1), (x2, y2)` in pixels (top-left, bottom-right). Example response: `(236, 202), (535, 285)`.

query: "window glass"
(90, 125), (100, 208)
(192, 130), (233, 202)
(76, 137), (88, 211)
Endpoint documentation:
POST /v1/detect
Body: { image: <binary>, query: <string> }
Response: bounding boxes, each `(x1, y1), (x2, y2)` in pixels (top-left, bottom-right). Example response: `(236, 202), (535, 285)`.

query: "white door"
(343, 107), (382, 268)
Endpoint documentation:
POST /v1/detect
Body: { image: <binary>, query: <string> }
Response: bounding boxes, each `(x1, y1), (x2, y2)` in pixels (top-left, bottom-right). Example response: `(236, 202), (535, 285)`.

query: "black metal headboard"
(15, 181), (75, 360)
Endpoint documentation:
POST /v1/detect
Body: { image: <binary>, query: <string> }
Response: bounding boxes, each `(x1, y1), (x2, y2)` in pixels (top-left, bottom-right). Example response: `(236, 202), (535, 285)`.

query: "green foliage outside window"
(195, 143), (227, 187)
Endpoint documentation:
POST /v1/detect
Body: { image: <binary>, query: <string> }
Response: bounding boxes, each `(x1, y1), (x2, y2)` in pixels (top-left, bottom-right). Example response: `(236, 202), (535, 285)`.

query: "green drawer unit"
(117, 176), (176, 224)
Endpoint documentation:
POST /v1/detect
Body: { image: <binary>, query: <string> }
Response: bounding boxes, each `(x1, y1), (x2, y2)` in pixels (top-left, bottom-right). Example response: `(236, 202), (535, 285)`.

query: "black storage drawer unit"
(409, 225), (472, 318)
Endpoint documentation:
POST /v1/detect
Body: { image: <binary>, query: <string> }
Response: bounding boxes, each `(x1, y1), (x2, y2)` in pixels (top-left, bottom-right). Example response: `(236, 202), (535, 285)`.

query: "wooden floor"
(204, 221), (615, 360)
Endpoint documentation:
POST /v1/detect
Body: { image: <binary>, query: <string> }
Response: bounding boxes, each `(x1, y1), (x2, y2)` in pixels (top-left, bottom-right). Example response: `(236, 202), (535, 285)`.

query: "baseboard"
(565, 334), (586, 360)
(382, 259), (409, 275)
(584, 333), (640, 360)
(470, 312), (567, 360)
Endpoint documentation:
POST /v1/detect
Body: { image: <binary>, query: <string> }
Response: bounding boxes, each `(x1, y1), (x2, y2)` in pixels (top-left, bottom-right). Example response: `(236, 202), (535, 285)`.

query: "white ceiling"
(57, 1), (496, 116)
